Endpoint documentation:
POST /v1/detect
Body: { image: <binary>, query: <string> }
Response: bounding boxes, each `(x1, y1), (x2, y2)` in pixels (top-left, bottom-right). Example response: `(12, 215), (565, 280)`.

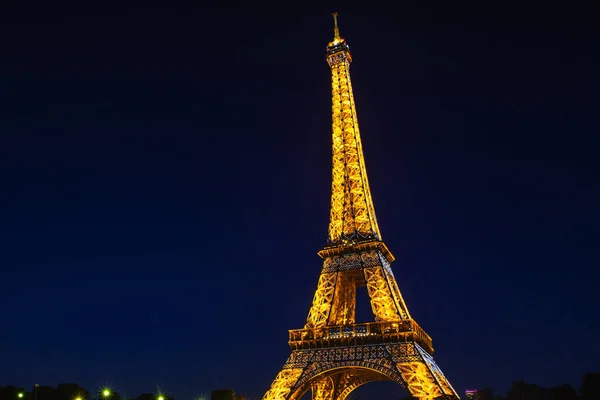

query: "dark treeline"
(468, 373), (600, 400)
(2, 374), (599, 400)
(0, 385), (175, 400)
(401, 372), (600, 400)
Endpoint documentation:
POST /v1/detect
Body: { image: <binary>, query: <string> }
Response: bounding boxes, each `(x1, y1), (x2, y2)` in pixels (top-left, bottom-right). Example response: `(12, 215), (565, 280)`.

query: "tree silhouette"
(0, 385), (27, 400)
(548, 383), (578, 400)
(97, 389), (121, 400)
(477, 387), (496, 400)
(580, 372), (600, 400)
(507, 380), (550, 400)
(55, 384), (90, 400)
(210, 390), (235, 400)
(35, 386), (56, 400)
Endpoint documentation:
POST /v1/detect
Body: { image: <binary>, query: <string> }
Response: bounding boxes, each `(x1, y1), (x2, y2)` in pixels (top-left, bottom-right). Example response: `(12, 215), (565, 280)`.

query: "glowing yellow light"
(75, 397), (82, 400)
(157, 396), (165, 400)
(102, 390), (111, 398)
(18, 394), (24, 399)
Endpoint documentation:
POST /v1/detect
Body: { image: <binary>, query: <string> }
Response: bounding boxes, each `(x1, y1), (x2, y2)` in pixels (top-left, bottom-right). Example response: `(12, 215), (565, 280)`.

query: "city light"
(18, 394), (24, 399)
(102, 390), (111, 398)
(157, 396), (164, 400)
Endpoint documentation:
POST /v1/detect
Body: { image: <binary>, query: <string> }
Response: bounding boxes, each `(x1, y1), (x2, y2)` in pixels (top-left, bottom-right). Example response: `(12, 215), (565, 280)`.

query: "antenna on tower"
(332, 12), (340, 40)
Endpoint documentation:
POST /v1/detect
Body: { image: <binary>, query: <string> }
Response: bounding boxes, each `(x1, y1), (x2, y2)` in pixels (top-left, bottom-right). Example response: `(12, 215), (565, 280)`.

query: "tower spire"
(325, 13), (381, 246)
(332, 12), (340, 40)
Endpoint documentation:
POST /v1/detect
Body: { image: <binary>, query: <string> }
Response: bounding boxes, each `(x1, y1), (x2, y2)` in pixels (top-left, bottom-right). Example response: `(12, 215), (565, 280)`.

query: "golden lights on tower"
(325, 12), (381, 245)
(262, 13), (459, 400)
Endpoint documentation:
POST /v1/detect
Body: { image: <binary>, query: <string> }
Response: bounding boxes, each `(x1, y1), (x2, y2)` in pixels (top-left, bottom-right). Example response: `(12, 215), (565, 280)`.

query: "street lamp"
(102, 390), (111, 399)
(157, 396), (164, 400)
(18, 394), (24, 399)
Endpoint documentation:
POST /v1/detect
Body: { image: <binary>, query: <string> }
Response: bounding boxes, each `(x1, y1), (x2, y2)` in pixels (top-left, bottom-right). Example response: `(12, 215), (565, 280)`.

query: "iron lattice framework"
(263, 14), (459, 400)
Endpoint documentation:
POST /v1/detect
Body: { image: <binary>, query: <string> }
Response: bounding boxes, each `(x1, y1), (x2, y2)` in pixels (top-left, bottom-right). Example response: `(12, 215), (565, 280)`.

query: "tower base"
(263, 342), (459, 400)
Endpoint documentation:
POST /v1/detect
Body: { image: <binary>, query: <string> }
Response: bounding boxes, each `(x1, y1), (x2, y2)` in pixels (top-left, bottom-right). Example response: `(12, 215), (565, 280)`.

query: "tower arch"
(290, 365), (394, 400)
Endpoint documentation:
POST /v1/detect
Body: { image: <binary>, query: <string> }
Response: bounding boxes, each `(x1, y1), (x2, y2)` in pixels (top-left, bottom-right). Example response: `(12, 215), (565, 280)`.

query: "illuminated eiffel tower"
(262, 14), (459, 400)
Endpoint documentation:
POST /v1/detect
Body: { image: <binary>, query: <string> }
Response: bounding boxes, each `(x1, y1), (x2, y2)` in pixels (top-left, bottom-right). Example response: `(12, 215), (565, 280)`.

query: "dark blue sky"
(1, 3), (598, 400)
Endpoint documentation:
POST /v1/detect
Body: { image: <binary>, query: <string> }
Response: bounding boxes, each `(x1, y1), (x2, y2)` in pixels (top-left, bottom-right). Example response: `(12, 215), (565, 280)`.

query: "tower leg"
(364, 265), (404, 321)
(263, 350), (316, 400)
(262, 367), (304, 400)
(305, 272), (338, 329)
(328, 273), (357, 325)
(391, 343), (459, 399)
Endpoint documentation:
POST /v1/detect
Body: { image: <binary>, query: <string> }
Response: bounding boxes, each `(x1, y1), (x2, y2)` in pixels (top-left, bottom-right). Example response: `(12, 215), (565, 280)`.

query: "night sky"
(1, 3), (598, 400)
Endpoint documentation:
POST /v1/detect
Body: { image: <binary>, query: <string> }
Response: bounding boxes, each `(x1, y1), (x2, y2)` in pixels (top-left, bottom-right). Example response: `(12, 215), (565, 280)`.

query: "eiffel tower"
(262, 14), (459, 400)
